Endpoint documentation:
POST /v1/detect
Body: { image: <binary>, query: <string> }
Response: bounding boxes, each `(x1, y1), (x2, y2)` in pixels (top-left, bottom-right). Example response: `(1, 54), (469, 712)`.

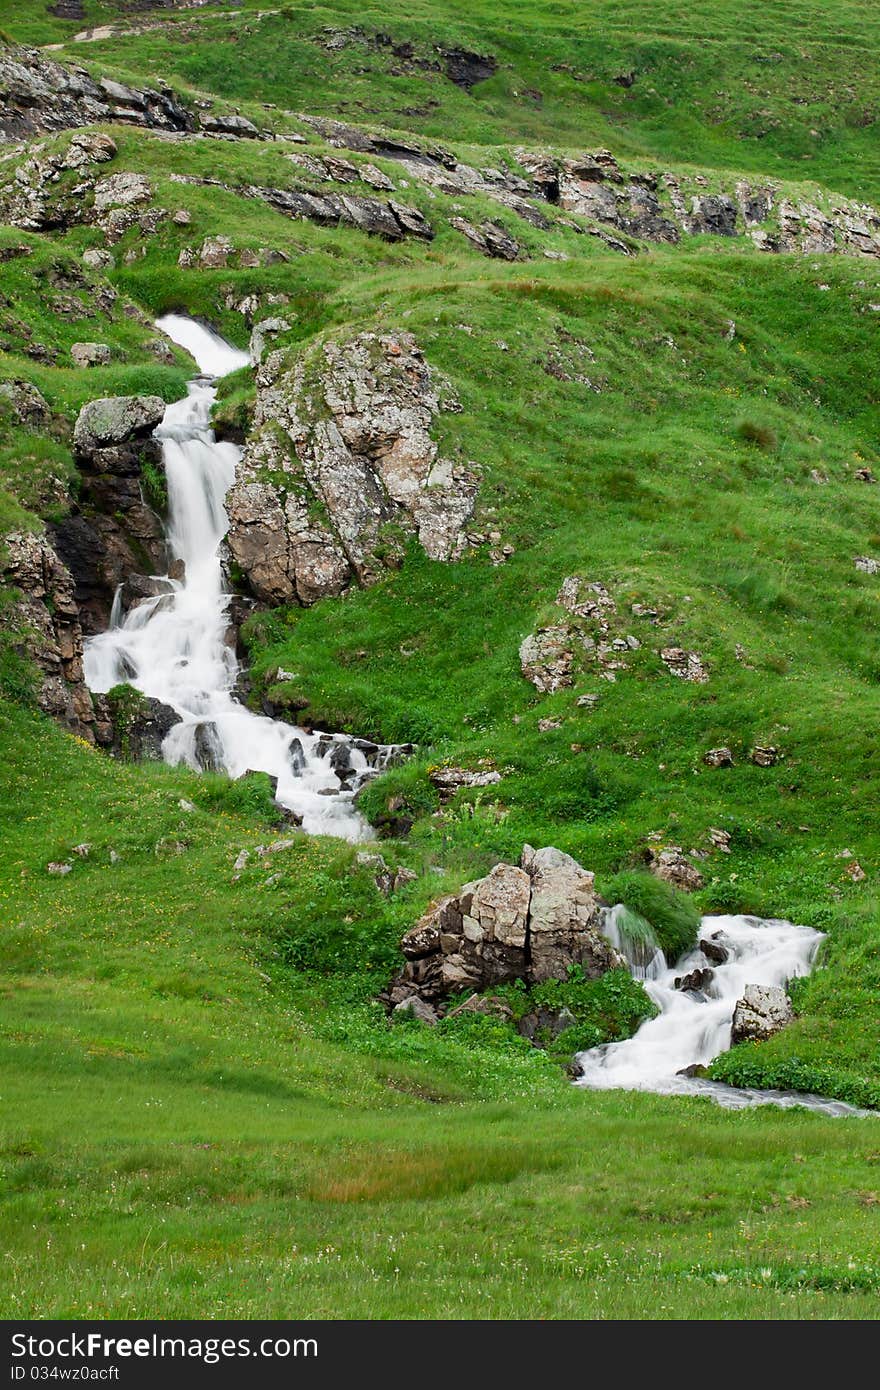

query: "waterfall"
(575, 912), (862, 1114)
(83, 314), (370, 841)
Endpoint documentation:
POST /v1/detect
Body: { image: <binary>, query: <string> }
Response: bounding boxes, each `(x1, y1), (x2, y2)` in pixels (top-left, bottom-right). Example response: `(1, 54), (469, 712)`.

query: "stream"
(579, 908), (866, 1115)
(82, 317), (870, 1115)
(83, 314), (371, 840)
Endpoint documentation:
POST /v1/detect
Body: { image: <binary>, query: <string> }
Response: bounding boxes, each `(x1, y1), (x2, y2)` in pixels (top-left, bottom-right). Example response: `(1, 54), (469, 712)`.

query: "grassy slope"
(2, 0), (880, 1318)
(4, 708), (880, 1319)
(6, 0), (880, 201)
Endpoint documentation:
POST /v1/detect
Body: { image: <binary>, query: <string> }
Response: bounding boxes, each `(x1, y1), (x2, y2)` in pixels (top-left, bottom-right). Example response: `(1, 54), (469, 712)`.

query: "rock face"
(1, 530), (97, 739)
(226, 331), (478, 605)
(731, 984), (795, 1044)
(53, 395), (168, 632)
(389, 845), (623, 1005)
(100, 691), (181, 761)
(449, 216), (520, 259)
(0, 47), (194, 142)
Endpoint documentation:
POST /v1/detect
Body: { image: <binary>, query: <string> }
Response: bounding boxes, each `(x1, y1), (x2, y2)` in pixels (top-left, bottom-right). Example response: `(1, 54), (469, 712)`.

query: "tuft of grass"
(737, 419), (778, 450)
(601, 871), (701, 963)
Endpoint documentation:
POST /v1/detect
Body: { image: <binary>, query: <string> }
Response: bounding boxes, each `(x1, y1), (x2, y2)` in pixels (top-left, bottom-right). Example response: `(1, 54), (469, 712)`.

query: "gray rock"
(704, 746), (734, 768)
(517, 1006), (578, 1044)
(200, 114), (260, 138)
(731, 984), (794, 1044)
(390, 846), (624, 1004)
(0, 47), (194, 144)
(0, 379), (51, 428)
(73, 395), (165, 454)
(227, 331), (476, 604)
(249, 317), (291, 366)
(674, 966), (714, 993)
(646, 845), (705, 892)
(450, 216), (521, 259)
(521, 844), (620, 982)
(393, 995), (439, 1024)
(71, 342), (111, 368)
(519, 625), (577, 692)
(82, 247), (115, 270)
(92, 172), (152, 214)
(0, 530), (96, 740)
(660, 646), (709, 683)
(750, 745), (779, 767)
(428, 765), (502, 800)
(700, 934), (729, 965)
(199, 235), (234, 268)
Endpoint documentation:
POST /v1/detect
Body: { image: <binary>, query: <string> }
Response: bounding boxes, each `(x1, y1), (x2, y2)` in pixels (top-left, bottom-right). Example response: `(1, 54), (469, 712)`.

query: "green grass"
(3, 0), (880, 1321)
(10, 0), (880, 201)
(0, 700), (878, 1318)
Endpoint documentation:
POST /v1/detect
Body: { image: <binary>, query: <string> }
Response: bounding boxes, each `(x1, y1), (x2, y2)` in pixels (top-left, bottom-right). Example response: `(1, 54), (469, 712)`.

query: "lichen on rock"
(226, 331), (478, 605)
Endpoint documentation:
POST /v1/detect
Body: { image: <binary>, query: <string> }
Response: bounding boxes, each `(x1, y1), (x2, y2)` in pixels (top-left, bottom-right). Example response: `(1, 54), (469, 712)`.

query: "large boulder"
(390, 845), (623, 1004)
(731, 984), (794, 1044)
(522, 844), (619, 981)
(99, 689), (181, 762)
(226, 331), (477, 605)
(72, 395), (165, 454)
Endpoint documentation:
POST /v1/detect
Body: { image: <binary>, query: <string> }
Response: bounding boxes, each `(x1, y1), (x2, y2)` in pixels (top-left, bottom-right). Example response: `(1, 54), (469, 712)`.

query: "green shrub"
(494, 966), (657, 1058)
(601, 870), (700, 962)
(140, 458), (168, 515)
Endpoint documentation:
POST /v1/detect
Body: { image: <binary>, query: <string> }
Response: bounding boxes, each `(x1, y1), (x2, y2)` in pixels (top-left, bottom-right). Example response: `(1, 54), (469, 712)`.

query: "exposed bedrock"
(52, 394), (168, 634)
(388, 846), (624, 1006)
(226, 331), (478, 605)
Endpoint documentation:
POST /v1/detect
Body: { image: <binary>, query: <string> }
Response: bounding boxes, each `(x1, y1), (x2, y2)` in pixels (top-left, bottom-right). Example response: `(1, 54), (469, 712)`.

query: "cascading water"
(576, 909), (863, 1115)
(83, 313), (372, 841)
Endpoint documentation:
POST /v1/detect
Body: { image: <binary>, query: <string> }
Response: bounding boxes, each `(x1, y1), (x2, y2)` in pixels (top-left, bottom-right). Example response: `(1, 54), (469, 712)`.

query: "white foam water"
(575, 909), (867, 1115)
(84, 314), (370, 841)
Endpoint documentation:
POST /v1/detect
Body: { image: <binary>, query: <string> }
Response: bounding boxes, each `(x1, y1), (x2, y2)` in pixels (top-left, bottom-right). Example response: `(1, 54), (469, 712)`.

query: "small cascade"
(83, 313), (382, 841)
(574, 912), (864, 1114)
(600, 903), (666, 981)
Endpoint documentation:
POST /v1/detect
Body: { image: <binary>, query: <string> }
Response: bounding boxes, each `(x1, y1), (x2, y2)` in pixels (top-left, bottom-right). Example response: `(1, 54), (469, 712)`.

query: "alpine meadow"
(1, 0), (880, 1323)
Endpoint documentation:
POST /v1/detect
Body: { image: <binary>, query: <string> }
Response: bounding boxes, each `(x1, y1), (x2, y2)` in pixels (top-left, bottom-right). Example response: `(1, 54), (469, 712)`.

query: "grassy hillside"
(7, 1), (880, 201)
(2, 0), (880, 1320)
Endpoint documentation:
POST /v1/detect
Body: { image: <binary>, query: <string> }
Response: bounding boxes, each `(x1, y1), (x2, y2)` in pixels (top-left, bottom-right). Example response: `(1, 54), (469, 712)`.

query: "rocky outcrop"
(388, 845), (623, 1006)
(52, 395), (167, 633)
(450, 216), (521, 259)
(646, 845), (705, 892)
(226, 332), (478, 605)
(731, 983), (794, 1044)
(100, 688), (180, 761)
(520, 578), (642, 693)
(1, 530), (97, 739)
(519, 625), (579, 692)
(428, 764), (502, 800)
(0, 379), (51, 430)
(515, 147), (880, 258)
(0, 47), (194, 142)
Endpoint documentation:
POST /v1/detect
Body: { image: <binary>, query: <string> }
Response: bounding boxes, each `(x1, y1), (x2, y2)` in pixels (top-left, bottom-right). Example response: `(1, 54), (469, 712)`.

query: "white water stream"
(83, 314), (371, 840)
(576, 909), (864, 1115)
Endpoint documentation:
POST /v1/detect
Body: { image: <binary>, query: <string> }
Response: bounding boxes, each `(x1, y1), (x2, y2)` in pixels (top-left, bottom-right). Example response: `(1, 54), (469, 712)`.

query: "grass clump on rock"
(602, 870), (701, 964)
